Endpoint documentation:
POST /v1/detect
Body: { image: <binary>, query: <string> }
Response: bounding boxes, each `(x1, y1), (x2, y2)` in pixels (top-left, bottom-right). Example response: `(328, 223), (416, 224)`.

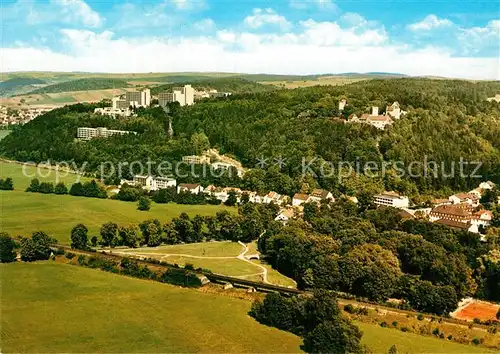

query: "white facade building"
(177, 183), (204, 195)
(374, 191), (410, 209)
(77, 127), (136, 140)
(133, 175), (176, 191)
(159, 85), (195, 107)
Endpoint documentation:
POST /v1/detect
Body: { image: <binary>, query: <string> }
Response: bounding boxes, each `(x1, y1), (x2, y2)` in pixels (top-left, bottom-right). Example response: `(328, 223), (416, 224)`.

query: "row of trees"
(250, 290), (366, 353)
(67, 203), (280, 250)
(26, 178), (106, 199)
(0, 177), (14, 190)
(0, 231), (56, 263)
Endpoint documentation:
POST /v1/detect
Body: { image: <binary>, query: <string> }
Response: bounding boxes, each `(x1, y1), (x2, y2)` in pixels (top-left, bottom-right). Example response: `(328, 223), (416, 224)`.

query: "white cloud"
(193, 18), (216, 32)
(290, 0), (338, 11)
(408, 14), (453, 31)
(1, 0), (103, 27)
(457, 19), (500, 54)
(167, 0), (207, 11)
(54, 0), (103, 27)
(244, 8), (292, 30)
(2, 26), (497, 80)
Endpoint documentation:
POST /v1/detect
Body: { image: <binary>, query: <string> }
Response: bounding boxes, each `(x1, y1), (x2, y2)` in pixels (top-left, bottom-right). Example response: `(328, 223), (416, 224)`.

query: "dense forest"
(2, 78), (500, 200)
(28, 78), (131, 94)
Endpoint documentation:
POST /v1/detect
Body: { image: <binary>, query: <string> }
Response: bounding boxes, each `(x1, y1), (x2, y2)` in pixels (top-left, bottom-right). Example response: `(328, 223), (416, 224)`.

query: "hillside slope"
(28, 78), (131, 94)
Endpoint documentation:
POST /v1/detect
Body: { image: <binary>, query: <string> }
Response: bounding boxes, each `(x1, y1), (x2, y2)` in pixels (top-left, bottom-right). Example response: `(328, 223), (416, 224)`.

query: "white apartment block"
(94, 107), (133, 118)
(182, 155), (211, 164)
(109, 89), (151, 110)
(159, 85), (195, 107)
(133, 175), (176, 191)
(77, 127), (136, 140)
(374, 191), (410, 209)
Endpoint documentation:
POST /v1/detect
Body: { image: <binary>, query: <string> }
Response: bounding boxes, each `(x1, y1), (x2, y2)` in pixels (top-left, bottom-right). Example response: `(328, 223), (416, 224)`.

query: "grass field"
(0, 191), (231, 244)
(0, 160), (92, 191)
(1, 262), (302, 353)
(0, 161), (231, 243)
(118, 241), (297, 286)
(123, 242), (245, 257)
(2, 262), (492, 353)
(0, 130), (11, 140)
(260, 76), (368, 89)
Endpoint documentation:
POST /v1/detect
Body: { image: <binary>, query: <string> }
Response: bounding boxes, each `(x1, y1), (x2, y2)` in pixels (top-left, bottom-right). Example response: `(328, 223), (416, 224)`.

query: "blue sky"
(1, 0), (499, 78)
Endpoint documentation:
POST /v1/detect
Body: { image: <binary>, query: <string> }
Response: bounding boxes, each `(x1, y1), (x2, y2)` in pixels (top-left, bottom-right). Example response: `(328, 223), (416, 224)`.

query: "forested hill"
(0, 77), (46, 96)
(28, 78), (131, 94)
(150, 77), (276, 95)
(1, 79), (499, 199)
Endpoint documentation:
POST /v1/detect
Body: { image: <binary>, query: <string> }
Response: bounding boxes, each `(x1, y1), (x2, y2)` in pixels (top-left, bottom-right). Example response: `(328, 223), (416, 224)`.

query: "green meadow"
(0, 161), (232, 243)
(2, 262), (492, 353)
(0, 190), (231, 244)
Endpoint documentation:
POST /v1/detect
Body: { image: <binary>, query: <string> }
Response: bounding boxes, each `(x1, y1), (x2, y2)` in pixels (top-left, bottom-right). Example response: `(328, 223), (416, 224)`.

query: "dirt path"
(237, 241), (269, 284)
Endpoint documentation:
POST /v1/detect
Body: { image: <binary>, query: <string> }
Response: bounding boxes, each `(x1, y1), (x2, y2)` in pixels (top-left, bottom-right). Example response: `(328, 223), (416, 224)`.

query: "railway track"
(54, 245), (494, 331)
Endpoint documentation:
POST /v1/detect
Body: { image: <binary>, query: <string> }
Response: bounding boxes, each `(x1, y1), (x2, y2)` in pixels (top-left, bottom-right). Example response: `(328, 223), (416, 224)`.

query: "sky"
(1, 0), (499, 79)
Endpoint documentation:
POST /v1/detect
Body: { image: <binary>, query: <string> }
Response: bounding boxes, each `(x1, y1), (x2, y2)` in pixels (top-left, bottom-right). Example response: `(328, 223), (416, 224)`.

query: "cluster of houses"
(377, 182), (497, 236)
(1, 105), (55, 126)
(122, 167), (497, 234)
(342, 101), (407, 130)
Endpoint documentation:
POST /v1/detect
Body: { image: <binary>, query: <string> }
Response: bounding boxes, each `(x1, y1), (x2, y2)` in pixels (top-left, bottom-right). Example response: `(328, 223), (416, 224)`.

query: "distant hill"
(0, 77), (46, 97)
(151, 77), (276, 95)
(28, 78), (131, 94)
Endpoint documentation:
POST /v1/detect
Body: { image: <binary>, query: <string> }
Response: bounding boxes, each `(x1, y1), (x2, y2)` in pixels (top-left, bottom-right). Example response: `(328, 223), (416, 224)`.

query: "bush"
(380, 321), (388, 328)
(447, 335), (453, 340)
(471, 338), (481, 345)
(0, 177), (14, 190)
(77, 254), (87, 265)
(0, 232), (17, 262)
(392, 321), (398, 328)
(417, 314), (424, 321)
(184, 263), (195, 270)
(400, 327), (409, 332)
(65, 252), (76, 259)
(137, 197), (151, 211)
(344, 304), (355, 313)
(432, 328), (440, 336)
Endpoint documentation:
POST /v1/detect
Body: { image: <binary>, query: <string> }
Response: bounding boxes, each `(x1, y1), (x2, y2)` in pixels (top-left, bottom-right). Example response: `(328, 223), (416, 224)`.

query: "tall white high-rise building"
(159, 85), (194, 107)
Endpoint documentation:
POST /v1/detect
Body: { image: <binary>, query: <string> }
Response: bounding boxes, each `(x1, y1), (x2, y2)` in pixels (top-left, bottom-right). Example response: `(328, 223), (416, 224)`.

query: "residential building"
(374, 191), (410, 209)
(479, 181), (496, 190)
(275, 208), (296, 224)
(211, 161), (244, 177)
(346, 107), (393, 130)
(292, 193), (310, 206)
(94, 107), (133, 118)
(338, 99), (347, 111)
(434, 219), (479, 234)
(112, 97), (129, 110)
(386, 101), (407, 120)
(431, 198), (451, 207)
(132, 175), (176, 191)
(449, 193), (480, 207)
(264, 191), (281, 204)
(182, 155), (211, 164)
(208, 90), (232, 98)
(125, 89), (151, 108)
(429, 204), (492, 229)
(486, 94), (500, 103)
(309, 189), (335, 204)
(177, 183), (204, 195)
(159, 85), (195, 107)
(76, 127), (136, 140)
